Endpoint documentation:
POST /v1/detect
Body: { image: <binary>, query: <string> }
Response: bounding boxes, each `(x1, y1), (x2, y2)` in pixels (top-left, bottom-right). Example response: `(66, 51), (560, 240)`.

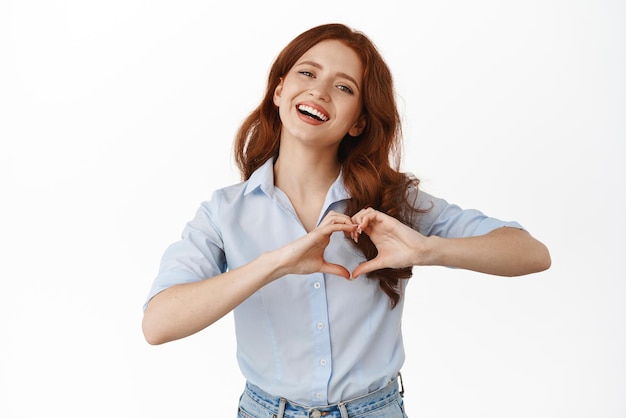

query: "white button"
(317, 322), (324, 330)
(315, 392), (323, 399)
(312, 410), (322, 418)
(320, 358), (327, 366)
(313, 281), (321, 289)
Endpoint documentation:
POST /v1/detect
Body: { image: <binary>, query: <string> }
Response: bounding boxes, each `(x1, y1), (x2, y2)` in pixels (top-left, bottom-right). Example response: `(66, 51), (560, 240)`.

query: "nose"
(308, 79), (331, 101)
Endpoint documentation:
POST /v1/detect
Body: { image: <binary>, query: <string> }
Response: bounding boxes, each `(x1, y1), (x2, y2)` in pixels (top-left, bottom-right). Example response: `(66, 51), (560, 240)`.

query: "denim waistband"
(241, 373), (404, 418)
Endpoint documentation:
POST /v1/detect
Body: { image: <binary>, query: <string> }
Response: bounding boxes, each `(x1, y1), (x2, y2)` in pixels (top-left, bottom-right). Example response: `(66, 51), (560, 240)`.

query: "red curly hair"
(234, 23), (421, 307)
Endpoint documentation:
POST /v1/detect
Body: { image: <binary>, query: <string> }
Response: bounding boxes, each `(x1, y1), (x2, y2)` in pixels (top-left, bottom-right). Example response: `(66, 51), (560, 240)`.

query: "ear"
(273, 78), (284, 107)
(348, 115), (366, 137)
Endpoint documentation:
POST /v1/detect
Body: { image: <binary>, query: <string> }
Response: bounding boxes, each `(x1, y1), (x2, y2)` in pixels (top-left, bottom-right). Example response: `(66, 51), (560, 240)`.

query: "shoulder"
(208, 181), (248, 203)
(196, 181), (251, 221)
(407, 186), (523, 237)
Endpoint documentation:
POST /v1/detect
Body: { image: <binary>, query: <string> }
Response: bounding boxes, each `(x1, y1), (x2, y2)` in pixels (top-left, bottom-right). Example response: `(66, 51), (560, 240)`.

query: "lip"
(295, 101), (330, 124)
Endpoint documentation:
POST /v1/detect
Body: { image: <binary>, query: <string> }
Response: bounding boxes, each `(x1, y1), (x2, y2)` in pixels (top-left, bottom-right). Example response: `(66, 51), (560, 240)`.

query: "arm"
(142, 212), (357, 345)
(350, 208), (550, 279)
(142, 252), (283, 345)
(424, 226), (551, 276)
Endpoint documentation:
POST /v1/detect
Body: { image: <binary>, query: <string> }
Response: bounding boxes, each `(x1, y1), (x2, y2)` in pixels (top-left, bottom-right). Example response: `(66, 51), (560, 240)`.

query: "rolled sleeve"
(411, 189), (523, 238)
(144, 198), (226, 309)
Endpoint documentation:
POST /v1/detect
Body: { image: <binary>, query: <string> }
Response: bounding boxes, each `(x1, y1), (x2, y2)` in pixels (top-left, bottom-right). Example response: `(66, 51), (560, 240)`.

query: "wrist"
(258, 248), (292, 283)
(417, 235), (444, 267)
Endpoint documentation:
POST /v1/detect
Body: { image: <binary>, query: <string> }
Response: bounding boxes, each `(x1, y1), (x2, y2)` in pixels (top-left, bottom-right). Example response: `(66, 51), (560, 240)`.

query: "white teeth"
(298, 104), (328, 121)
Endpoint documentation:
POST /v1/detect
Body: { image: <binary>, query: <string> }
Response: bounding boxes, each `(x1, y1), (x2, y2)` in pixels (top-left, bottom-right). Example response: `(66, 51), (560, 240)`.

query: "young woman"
(142, 23), (550, 418)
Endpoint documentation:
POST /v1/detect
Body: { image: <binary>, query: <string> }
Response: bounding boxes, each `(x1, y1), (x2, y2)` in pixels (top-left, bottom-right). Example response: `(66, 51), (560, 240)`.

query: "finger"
(323, 210), (354, 222)
(350, 207), (374, 222)
(318, 222), (358, 234)
(320, 211), (356, 227)
(351, 257), (384, 279)
(351, 208), (378, 234)
(343, 228), (359, 243)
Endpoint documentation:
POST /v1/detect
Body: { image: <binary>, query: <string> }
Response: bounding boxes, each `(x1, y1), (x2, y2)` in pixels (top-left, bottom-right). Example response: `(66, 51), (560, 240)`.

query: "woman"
(142, 23), (550, 417)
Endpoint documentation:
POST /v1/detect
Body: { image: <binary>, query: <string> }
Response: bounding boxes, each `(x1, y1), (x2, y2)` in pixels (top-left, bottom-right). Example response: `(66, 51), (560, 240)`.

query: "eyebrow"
(296, 60), (361, 91)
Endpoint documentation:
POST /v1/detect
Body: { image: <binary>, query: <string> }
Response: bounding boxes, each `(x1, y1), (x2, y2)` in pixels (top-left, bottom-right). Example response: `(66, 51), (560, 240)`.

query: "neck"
(273, 145), (341, 199)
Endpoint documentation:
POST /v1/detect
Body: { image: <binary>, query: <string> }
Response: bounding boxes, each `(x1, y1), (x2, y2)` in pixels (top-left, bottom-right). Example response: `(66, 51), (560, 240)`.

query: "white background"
(1, 1), (624, 417)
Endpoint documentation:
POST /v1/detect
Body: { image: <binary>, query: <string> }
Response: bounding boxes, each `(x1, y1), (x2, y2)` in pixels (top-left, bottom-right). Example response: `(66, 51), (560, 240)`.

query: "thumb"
(321, 262), (351, 280)
(351, 258), (383, 280)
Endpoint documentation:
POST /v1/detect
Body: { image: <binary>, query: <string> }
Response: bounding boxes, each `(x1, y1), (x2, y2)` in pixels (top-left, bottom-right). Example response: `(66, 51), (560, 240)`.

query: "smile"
(297, 104), (329, 122)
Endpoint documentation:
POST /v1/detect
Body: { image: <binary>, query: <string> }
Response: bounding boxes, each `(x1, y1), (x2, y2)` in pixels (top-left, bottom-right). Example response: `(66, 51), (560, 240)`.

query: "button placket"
(309, 273), (331, 405)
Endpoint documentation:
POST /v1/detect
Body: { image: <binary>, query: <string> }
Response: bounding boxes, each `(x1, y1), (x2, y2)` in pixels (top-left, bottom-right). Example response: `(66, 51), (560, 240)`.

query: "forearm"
(423, 227), (551, 276)
(143, 215), (358, 345)
(142, 250), (284, 345)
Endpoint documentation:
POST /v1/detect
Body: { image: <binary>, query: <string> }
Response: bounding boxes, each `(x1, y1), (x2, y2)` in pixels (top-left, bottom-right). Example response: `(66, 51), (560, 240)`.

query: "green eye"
(338, 85), (354, 94)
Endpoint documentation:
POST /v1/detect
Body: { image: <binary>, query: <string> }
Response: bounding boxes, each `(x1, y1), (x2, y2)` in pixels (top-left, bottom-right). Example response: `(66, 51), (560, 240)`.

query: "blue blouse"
(146, 158), (522, 406)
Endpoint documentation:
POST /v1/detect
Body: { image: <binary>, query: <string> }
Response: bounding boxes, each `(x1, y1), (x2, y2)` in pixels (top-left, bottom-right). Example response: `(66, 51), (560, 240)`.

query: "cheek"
(344, 102), (363, 123)
(276, 102), (292, 125)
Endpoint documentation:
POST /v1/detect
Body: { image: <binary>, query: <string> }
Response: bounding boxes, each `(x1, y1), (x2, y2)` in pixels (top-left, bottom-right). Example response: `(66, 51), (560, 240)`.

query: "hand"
(350, 208), (428, 278)
(275, 211), (358, 280)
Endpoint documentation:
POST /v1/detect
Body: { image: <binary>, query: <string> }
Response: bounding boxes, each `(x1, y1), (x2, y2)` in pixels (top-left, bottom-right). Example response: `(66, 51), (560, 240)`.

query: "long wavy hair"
(234, 23), (421, 307)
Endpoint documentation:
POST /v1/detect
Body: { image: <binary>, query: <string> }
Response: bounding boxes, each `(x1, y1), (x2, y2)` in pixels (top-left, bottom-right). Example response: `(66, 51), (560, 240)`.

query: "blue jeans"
(237, 375), (408, 418)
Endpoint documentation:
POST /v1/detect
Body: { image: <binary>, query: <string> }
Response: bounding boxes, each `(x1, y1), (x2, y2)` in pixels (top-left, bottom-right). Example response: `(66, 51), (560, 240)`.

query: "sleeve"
(143, 196), (227, 310)
(409, 187), (524, 238)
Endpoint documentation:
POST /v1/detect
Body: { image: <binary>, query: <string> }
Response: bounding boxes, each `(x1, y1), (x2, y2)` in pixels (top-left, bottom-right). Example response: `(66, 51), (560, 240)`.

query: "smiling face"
(273, 40), (366, 152)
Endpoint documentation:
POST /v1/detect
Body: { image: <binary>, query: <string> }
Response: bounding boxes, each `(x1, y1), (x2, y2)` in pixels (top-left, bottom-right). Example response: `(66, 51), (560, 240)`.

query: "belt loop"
(397, 372), (405, 398)
(276, 398), (287, 418)
(338, 402), (349, 418)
